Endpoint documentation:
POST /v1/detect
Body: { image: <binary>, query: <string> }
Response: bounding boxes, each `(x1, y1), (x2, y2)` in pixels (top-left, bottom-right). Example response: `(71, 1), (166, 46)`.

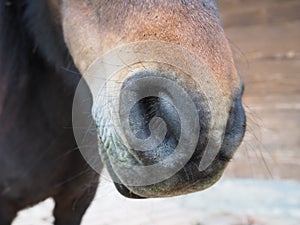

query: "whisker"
(61, 66), (81, 75)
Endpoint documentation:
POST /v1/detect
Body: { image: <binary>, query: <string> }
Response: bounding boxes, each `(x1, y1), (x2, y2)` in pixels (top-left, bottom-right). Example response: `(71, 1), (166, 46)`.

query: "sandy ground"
(12, 176), (300, 225)
(11, 0), (300, 224)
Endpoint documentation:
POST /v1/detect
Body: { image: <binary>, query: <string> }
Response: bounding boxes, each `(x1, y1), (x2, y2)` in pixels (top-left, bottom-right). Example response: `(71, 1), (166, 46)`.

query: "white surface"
(13, 176), (300, 225)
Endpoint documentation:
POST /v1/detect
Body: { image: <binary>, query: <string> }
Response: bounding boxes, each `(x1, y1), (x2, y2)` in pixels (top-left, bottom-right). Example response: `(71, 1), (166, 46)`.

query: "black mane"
(0, 0), (78, 117)
(0, 2), (98, 221)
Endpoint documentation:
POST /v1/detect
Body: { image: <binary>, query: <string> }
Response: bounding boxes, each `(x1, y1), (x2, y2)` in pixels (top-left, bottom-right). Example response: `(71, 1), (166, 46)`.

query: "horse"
(0, 1), (246, 224)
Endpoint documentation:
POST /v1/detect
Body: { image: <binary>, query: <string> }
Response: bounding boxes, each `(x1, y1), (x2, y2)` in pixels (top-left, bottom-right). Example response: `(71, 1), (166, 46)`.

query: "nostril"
(218, 94), (246, 160)
(129, 96), (181, 140)
(127, 96), (181, 165)
(117, 66), (204, 170)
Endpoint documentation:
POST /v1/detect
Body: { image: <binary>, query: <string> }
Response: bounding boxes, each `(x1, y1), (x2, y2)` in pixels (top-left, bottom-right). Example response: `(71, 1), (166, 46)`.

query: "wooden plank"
(219, 0), (300, 180)
(219, 0), (300, 28)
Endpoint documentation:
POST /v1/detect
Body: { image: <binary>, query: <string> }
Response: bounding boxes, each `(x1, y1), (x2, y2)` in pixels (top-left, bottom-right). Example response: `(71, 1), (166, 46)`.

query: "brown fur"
(62, 1), (241, 98)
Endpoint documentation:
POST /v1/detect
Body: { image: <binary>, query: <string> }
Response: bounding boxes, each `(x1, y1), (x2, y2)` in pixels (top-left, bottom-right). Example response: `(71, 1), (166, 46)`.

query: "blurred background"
(13, 0), (300, 224)
(222, 0), (300, 181)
